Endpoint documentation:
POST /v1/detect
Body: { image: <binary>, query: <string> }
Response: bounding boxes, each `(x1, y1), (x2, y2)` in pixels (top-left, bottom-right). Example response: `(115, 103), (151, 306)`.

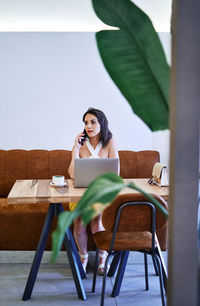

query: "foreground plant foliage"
(51, 0), (170, 262)
(51, 173), (168, 262)
(92, 0), (170, 131)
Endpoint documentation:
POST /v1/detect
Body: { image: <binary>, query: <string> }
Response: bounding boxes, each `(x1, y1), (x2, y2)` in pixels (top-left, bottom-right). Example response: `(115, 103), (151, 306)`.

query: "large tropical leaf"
(92, 0), (170, 131)
(51, 172), (168, 262)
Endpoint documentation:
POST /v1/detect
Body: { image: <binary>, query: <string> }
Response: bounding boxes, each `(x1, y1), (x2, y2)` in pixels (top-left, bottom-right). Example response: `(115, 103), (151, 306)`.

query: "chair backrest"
(102, 193), (167, 233)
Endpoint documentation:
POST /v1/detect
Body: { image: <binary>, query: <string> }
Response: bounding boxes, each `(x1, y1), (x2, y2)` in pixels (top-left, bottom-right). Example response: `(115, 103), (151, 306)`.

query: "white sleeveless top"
(86, 139), (102, 158)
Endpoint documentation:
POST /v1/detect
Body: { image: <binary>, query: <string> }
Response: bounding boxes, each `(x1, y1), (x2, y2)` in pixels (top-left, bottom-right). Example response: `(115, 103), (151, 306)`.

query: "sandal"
(79, 253), (89, 273)
(98, 251), (110, 276)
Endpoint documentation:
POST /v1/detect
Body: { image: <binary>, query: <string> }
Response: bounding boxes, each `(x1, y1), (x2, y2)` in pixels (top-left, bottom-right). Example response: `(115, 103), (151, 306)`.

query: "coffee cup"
(52, 175), (65, 186)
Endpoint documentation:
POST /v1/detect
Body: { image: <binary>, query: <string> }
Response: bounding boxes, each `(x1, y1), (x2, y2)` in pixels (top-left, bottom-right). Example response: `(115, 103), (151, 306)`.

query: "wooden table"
(8, 178), (169, 300)
(8, 179), (87, 301)
(120, 178), (168, 200)
(8, 178), (169, 204)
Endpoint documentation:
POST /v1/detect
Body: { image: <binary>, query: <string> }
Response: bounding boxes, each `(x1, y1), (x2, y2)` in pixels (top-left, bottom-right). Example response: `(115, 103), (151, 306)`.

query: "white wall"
(0, 0), (172, 32)
(0, 32), (170, 165)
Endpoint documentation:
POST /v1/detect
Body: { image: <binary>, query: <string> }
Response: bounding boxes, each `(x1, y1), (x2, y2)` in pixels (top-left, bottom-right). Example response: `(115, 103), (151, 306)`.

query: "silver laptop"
(74, 158), (119, 188)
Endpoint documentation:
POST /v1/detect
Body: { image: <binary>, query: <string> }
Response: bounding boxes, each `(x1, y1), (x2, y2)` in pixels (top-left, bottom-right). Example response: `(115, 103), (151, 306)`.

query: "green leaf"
(51, 172), (168, 262)
(127, 182), (168, 217)
(92, 0), (170, 131)
(51, 173), (126, 262)
(51, 211), (76, 262)
(78, 173), (126, 224)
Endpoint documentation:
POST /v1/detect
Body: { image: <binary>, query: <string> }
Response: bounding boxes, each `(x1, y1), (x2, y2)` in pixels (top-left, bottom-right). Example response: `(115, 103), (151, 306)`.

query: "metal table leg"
(22, 203), (55, 300)
(56, 204), (86, 280)
(56, 204), (86, 300)
(111, 251), (129, 297)
(155, 234), (168, 293)
(107, 251), (122, 277)
(22, 203), (86, 301)
(155, 246), (168, 293)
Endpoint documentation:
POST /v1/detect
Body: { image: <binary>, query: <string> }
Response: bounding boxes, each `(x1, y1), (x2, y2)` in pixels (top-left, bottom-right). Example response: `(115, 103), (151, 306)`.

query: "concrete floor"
(0, 252), (167, 306)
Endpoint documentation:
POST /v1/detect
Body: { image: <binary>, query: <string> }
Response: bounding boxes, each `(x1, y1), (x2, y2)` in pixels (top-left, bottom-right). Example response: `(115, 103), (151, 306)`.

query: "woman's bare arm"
(68, 132), (85, 179)
(108, 138), (120, 175)
(108, 138), (119, 158)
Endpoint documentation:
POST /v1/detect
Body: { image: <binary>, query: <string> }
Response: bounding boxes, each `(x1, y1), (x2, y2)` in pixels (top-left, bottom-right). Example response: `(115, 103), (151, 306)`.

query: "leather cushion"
(94, 230), (152, 251)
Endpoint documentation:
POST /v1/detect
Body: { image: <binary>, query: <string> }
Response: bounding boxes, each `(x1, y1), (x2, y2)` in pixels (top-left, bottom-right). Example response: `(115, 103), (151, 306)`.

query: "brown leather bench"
(0, 149), (167, 251)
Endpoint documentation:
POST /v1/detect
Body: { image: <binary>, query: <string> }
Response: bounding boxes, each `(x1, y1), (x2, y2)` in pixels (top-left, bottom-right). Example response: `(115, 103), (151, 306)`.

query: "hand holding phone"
(78, 130), (87, 146)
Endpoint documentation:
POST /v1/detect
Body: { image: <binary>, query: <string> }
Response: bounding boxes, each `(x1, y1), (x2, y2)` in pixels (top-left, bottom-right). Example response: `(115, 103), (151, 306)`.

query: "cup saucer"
(50, 182), (67, 187)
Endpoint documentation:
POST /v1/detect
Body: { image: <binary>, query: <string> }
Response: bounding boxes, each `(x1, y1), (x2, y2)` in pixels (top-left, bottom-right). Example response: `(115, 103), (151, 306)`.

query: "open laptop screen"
(74, 158), (119, 188)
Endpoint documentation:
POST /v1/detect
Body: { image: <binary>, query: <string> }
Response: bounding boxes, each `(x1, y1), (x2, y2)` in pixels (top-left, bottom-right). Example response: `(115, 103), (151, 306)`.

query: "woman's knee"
(90, 216), (105, 234)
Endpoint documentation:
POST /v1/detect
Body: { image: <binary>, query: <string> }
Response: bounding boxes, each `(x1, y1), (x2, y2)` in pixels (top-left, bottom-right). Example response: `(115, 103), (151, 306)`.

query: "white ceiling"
(0, 0), (172, 32)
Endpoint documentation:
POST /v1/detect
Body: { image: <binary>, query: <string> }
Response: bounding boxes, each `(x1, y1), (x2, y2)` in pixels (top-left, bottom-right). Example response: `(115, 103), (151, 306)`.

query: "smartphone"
(79, 130), (87, 146)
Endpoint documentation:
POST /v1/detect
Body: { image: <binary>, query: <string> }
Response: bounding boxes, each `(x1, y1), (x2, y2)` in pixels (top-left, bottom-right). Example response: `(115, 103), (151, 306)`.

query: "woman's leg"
(90, 215), (108, 274)
(73, 217), (88, 271)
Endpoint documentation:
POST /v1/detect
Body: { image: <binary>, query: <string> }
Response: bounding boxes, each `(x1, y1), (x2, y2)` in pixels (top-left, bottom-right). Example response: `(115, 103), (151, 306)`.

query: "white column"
(168, 0), (200, 305)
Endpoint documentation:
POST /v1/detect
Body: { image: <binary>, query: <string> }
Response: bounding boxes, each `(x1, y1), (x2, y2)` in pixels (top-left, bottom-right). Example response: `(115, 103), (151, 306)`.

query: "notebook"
(74, 158), (119, 188)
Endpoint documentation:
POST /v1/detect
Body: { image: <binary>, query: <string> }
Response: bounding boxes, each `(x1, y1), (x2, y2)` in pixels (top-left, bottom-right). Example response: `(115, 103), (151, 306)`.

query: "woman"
(68, 107), (119, 274)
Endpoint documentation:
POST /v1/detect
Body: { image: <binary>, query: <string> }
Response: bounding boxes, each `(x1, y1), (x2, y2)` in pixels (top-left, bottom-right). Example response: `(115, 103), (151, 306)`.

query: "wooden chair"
(92, 193), (168, 306)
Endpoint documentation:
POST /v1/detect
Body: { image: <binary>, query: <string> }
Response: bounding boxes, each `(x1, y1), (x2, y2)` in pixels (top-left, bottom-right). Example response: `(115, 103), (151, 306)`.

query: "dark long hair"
(82, 108), (112, 147)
